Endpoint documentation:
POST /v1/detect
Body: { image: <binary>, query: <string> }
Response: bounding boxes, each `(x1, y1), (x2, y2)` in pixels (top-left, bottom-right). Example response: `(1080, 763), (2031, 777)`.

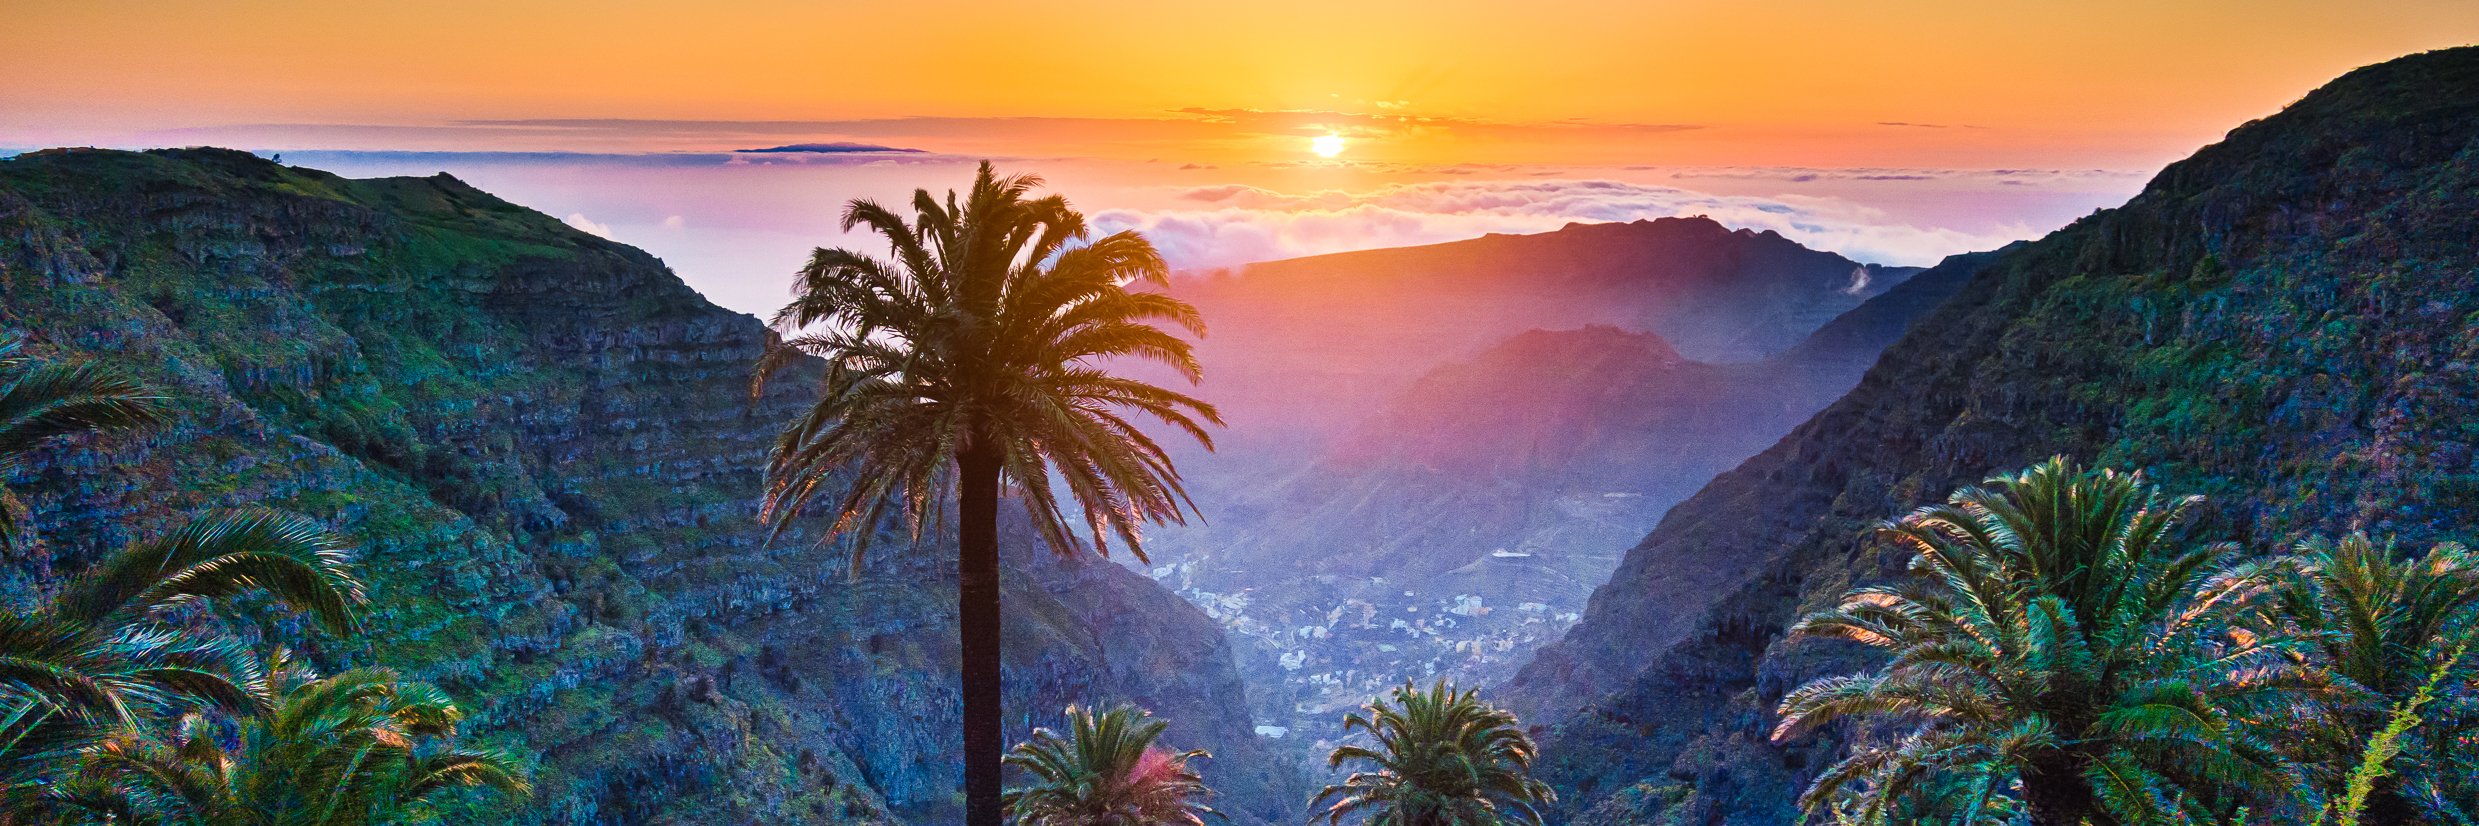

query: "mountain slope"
(0, 148), (1299, 825)
(1499, 46), (2479, 824)
(1171, 216), (1919, 444)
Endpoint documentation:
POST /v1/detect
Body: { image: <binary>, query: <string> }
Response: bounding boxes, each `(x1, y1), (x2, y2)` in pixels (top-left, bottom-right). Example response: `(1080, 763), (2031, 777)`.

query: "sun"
(1310, 133), (1346, 158)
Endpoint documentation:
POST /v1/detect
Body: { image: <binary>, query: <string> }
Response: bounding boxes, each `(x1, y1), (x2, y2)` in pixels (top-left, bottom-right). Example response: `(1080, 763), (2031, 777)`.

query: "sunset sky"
(7, 1), (2477, 314)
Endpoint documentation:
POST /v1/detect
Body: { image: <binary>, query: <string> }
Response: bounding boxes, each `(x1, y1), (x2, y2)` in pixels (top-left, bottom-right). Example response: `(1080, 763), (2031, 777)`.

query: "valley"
(1139, 218), (1967, 760)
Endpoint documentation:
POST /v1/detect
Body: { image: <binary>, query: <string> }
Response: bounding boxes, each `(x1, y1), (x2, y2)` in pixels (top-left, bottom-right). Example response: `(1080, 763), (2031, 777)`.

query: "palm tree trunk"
(958, 439), (1005, 826)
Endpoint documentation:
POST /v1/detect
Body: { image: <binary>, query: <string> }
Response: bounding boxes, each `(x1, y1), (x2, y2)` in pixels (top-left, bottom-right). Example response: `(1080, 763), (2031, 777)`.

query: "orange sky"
(6, 1), (2477, 168)
(6, 1), (2476, 305)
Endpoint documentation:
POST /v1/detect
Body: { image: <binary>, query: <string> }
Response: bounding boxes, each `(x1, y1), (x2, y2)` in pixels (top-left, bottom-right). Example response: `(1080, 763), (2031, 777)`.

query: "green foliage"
(44, 660), (528, 826)
(1773, 458), (2320, 825)
(1003, 704), (1218, 826)
(2276, 535), (2479, 822)
(2329, 638), (2469, 826)
(1311, 680), (1554, 825)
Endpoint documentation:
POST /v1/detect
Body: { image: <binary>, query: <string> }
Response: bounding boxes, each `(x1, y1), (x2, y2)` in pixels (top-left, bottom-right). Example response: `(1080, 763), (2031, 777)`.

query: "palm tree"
(47, 662), (527, 825)
(1003, 703), (1218, 825)
(1806, 762), (2027, 826)
(0, 333), (168, 549)
(2271, 534), (2479, 823)
(1772, 458), (2318, 826)
(753, 162), (1219, 824)
(0, 510), (365, 803)
(1310, 680), (1555, 825)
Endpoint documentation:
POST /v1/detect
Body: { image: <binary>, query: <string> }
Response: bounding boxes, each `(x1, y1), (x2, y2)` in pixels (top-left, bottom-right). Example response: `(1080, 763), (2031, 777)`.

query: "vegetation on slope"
(0, 148), (1298, 824)
(1507, 45), (2479, 824)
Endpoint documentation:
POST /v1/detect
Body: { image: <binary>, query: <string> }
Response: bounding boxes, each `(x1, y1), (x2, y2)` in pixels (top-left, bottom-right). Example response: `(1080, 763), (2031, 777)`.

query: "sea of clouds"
(1095, 177), (2051, 270)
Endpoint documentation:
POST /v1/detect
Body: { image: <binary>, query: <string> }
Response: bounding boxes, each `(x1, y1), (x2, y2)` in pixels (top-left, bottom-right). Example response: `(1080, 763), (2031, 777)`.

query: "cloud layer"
(1093, 179), (2039, 269)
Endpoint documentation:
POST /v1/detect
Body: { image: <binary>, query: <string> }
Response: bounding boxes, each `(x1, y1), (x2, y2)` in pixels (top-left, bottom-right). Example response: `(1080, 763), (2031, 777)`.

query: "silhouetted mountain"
(1498, 46), (2479, 824)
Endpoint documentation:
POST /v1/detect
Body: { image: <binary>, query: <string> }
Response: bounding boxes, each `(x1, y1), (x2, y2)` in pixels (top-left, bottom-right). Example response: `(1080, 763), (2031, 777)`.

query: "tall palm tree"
(753, 162), (1218, 824)
(1772, 458), (2318, 826)
(2271, 534), (2479, 823)
(1310, 680), (1555, 825)
(0, 333), (168, 549)
(0, 509), (365, 804)
(1003, 703), (1218, 826)
(47, 662), (527, 825)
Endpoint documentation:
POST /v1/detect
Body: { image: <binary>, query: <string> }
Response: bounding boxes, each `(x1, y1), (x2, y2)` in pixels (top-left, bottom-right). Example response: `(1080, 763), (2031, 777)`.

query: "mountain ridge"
(1499, 45), (2479, 824)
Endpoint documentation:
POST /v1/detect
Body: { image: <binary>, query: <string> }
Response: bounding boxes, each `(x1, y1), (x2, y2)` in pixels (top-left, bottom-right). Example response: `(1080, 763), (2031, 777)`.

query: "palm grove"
(7, 162), (2477, 826)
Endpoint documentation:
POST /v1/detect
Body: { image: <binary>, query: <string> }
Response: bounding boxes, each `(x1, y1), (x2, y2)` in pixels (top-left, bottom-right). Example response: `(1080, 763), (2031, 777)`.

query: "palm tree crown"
(1771, 457), (2318, 826)
(1003, 703), (1218, 826)
(2273, 534), (2479, 822)
(1312, 680), (1555, 826)
(52, 661), (527, 825)
(754, 160), (1218, 568)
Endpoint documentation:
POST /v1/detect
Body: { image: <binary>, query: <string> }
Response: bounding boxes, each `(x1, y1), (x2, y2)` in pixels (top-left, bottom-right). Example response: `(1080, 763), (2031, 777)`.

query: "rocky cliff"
(0, 148), (1300, 824)
(1501, 46), (2479, 823)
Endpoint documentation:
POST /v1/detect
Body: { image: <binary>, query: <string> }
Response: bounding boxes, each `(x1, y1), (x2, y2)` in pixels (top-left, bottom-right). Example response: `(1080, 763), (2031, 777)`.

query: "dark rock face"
(1499, 47), (2479, 824)
(0, 147), (1300, 825)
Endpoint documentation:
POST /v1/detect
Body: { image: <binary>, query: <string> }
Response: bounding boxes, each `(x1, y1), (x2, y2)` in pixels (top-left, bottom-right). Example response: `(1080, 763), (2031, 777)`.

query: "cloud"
(661, 215), (686, 230)
(1663, 166), (2138, 185)
(563, 212), (615, 239)
(1167, 107), (1701, 140)
(736, 142), (926, 154)
(1093, 179), (2036, 269)
(132, 110), (1705, 157)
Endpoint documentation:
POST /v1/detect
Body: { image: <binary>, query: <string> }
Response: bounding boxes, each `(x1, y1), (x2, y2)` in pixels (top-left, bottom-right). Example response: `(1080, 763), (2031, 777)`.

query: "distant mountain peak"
(735, 141), (927, 154)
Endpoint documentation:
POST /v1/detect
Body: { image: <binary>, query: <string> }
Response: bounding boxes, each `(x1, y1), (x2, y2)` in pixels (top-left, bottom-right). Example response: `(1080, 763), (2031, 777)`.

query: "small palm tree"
(50, 662), (527, 825)
(1311, 680), (1555, 825)
(2273, 534), (2479, 823)
(1003, 704), (1218, 826)
(1772, 458), (2318, 826)
(0, 334), (167, 549)
(754, 162), (1218, 825)
(0, 510), (365, 800)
